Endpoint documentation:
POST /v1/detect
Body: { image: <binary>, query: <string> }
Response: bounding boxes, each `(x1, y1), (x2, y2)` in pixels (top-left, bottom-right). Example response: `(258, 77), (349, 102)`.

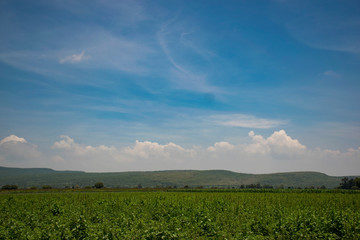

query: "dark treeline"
(338, 177), (360, 189)
(2, 178), (360, 191)
(0, 183), (335, 190)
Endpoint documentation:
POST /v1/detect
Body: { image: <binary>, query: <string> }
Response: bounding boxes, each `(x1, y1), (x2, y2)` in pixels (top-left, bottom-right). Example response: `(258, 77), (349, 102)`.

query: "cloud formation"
(1, 131), (359, 176)
(0, 135), (27, 144)
(59, 51), (91, 64)
(123, 140), (191, 160)
(246, 130), (306, 155)
(0, 135), (45, 167)
(52, 135), (127, 163)
(211, 114), (286, 129)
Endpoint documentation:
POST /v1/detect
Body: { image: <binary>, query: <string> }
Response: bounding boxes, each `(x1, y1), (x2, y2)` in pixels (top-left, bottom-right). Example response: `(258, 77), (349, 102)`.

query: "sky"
(0, 0), (359, 176)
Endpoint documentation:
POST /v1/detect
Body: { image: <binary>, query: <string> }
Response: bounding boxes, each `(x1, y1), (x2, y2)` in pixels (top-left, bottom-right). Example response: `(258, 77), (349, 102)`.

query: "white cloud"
(211, 114), (286, 129)
(50, 136), (195, 171)
(208, 141), (234, 151)
(1, 132), (359, 175)
(0, 135), (27, 144)
(246, 130), (306, 155)
(59, 51), (91, 64)
(52, 135), (120, 158)
(0, 135), (46, 168)
(123, 140), (189, 159)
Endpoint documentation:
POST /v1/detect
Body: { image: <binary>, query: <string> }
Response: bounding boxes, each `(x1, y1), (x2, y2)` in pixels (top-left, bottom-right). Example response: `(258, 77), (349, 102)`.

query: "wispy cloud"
(210, 114), (287, 129)
(86, 33), (154, 74)
(322, 70), (341, 78)
(179, 32), (216, 61)
(157, 21), (221, 94)
(0, 0), (154, 76)
(283, 2), (360, 55)
(59, 51), (90, 64)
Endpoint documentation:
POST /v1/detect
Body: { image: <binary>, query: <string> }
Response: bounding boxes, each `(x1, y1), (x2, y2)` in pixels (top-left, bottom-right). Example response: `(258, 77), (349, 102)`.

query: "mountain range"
(1, 166), (356, 189)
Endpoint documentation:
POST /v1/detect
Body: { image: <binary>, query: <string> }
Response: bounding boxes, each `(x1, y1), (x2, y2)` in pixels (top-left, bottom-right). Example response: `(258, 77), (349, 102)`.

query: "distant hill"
(0, 166), (354, 189)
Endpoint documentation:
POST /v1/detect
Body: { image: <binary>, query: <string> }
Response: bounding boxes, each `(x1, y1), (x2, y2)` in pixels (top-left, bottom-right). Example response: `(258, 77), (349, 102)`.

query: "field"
(1, 190), (360, 239)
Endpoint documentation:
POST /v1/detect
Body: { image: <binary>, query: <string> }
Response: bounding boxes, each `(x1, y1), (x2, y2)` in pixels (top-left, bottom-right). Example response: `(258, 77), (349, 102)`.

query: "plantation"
(0, 190), (359, 239)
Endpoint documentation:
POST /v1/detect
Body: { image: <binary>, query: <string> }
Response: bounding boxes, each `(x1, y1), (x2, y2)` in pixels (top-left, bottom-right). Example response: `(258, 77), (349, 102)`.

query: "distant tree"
(42, 185), (52, 189)
(339, 177), (348, 189)
(355, 178), (360, 188)
(137, 184), (142, 189)
(1, 185), (18, 190)
(339, 177), (357, 189)
(94, 182), (104, 189)
(246, 183), (261, 189)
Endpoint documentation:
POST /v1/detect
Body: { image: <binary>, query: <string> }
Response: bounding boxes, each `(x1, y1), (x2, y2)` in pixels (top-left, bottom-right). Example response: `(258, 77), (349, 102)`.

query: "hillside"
(0, 166), (351, 189)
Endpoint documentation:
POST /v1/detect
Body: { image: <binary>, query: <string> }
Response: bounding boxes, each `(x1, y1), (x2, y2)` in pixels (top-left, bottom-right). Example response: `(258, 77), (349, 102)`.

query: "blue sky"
(0, 0), (359, 175)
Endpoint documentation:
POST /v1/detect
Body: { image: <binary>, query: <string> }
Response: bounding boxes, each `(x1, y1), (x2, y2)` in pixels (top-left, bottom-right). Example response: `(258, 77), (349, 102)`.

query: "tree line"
(2, 178), (360, 190)
(338, 177), (360, 189)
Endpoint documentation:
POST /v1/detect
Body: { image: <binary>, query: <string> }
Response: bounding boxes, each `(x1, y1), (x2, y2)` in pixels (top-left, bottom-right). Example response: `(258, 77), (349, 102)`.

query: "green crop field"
(1, 190), (359, 239)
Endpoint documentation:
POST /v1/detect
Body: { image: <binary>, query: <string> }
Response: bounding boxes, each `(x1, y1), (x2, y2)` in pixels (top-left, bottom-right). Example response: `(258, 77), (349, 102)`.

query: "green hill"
(0, 166), (353, 189)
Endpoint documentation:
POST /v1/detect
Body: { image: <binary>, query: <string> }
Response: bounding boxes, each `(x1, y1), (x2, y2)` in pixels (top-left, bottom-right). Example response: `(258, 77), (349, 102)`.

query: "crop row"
(0, 191), (359, 239)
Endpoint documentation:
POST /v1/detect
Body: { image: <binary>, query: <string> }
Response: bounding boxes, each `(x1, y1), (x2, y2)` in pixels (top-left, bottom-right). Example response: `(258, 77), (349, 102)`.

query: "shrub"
(94, 182), (104, 189)
(1, 185), (18, 190)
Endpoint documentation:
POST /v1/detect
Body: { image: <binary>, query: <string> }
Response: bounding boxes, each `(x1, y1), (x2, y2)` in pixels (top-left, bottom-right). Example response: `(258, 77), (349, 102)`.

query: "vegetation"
(338, 177), (360, 189)
(94, 182), (104, 189)
(0, 190), (359, 239)
(1, 185), (18, 190)
(1, 166), (354, 189)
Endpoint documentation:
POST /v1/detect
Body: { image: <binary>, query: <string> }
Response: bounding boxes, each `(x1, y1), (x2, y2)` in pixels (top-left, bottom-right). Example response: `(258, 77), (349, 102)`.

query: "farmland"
(1, 190), (359, 239)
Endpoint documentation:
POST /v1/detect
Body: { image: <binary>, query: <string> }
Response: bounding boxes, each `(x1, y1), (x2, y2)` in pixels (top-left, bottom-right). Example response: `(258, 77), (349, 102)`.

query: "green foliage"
(339, 177), (360, 189)
(1, 185), (18, 190)
(94, 182), (104, 189)
(355, 178), (360, 189)
(0, 191), (359, 239)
